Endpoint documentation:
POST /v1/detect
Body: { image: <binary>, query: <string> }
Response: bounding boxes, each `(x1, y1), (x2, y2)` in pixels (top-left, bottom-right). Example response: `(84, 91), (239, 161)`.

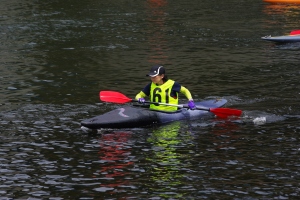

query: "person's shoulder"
(143, 82), (151, 89)
(142, 83), (151, 94)
(172, 81), (182, 92)
(173, 81), (181, 87)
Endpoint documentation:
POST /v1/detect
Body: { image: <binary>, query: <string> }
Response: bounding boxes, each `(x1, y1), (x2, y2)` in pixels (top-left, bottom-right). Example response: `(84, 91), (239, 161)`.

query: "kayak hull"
(261, 35), (300, 43)
(81, 99), (227, 129)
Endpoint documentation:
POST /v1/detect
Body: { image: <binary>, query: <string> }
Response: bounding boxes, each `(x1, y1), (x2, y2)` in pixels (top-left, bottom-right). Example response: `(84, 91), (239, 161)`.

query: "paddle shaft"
(133, 99), (211, 111)
(99, 91), (242, 118)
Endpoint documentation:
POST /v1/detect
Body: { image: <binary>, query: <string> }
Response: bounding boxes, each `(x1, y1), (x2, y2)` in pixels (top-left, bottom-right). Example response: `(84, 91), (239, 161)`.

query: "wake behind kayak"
(80, 99), (227, 129)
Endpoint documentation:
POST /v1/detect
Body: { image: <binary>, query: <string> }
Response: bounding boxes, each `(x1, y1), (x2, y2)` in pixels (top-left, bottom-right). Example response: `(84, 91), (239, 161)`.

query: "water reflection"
(146, 0), (169, 65)
(96, 131), (134, 192)
(208, 120), (241, 150)
(262, 3), (300, 32)
(146, 121), (192, 198)
(263, 3), (300, 17)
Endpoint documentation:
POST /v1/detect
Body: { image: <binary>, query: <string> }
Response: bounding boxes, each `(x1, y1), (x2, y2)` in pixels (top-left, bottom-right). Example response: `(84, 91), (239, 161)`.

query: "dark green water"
(1, 0), (300, 199)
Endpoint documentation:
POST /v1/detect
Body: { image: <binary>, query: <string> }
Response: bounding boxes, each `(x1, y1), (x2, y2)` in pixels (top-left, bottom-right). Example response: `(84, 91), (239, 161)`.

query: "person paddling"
(135, 65), (196, 111)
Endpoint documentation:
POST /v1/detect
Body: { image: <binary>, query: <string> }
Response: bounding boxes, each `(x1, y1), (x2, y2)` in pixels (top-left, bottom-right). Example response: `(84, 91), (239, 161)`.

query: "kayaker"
(135, 65), (196, 111)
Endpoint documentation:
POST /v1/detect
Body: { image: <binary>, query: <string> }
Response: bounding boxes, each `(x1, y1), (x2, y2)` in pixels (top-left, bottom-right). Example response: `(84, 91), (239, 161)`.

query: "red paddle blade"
(210, 108), (242, 118)
(290, 30), (300, 35)
(99, 91), (132, 104)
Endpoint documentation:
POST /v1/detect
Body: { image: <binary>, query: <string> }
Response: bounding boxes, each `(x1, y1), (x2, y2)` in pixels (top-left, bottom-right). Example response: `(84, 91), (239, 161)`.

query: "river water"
(1, 0), (300, 199)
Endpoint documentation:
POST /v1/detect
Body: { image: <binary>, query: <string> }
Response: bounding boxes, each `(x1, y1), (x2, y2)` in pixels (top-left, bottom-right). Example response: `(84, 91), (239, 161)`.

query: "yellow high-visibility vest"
(150, 79), (179, 111)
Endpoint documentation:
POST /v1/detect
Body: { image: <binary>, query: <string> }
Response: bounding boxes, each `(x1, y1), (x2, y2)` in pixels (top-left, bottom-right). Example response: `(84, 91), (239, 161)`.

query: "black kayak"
(80, 99), (227, 129)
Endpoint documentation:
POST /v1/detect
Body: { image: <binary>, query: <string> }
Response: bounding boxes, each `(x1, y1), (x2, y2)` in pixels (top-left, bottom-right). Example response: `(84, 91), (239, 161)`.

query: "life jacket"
(149, 79), (179, 111)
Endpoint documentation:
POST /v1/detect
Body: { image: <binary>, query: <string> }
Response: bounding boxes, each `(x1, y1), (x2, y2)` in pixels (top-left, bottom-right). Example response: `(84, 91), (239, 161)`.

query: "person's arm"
(135, 83), (151, 100)
(180, 86), (196, 110)
(180, 86), (193, 100)
(135, 91), (147, 100)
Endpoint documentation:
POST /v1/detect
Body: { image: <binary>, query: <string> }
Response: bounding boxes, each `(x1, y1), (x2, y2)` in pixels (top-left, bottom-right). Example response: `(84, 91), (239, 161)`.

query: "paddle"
(290, 30), (300, 35)
(99, 91), (242, 118)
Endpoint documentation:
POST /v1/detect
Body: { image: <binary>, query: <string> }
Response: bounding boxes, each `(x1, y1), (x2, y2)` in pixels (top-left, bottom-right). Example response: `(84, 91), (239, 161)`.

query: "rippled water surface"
(1, 0), (300, 199)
